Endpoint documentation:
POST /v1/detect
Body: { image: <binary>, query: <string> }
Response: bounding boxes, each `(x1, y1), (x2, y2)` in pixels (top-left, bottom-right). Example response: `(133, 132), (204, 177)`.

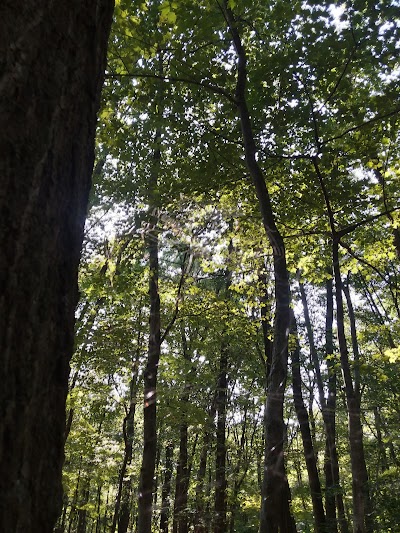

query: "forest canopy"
(59, 1), (400, 532)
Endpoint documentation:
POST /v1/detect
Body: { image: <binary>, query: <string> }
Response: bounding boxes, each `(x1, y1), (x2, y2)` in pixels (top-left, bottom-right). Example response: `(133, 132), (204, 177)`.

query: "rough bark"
(0, 2), (114, 531)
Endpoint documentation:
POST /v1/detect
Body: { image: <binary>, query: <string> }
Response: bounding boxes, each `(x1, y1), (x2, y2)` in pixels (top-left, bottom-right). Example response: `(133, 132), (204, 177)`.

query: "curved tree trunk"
(0, 2), (114, 531)
(222, 5), (296, 531)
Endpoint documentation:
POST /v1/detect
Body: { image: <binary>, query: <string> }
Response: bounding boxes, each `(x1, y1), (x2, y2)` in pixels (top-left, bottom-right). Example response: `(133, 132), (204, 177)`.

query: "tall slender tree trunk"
(68, 458), (83, 533)
(213, 248), (232, 533)
(324, 278), (348, 533)
(194, 398), (217, 533)
(213, 343), (228, 533)
(137, 52), (164, 531)
(342, 279), (361, 401)
(137, 126), (162, 533)
(194, 441), (209, 533)
(173, 421), (189, 533)
(0, 3), (114, 530)
(77, 478), (91, 533)
(112, 327), (142, 533)
(114, 388), (138, 533)
(332, 241), (373, 533)
(290, 313), (326, 533)
(299, 278), (348, 533)
(313, 158), (372, 533)
(160, 443), (174, 533)
(373, 408), (388, 473)
(173, 329), (191, 533)
(222, 5), (296, 531)
(95, 483), (103, 533)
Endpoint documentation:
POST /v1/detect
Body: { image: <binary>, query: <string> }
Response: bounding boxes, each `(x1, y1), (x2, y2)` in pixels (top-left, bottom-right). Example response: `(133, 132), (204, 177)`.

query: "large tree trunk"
(0, 2), (114, 531)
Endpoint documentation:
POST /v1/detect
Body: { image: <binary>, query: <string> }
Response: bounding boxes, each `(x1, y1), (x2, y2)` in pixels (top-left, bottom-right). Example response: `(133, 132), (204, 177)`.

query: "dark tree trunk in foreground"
(0, 2), (114, 531)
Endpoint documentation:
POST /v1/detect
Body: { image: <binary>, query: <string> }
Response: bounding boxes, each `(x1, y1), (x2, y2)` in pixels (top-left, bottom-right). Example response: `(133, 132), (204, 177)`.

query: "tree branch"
(105, 71), (236, 103)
